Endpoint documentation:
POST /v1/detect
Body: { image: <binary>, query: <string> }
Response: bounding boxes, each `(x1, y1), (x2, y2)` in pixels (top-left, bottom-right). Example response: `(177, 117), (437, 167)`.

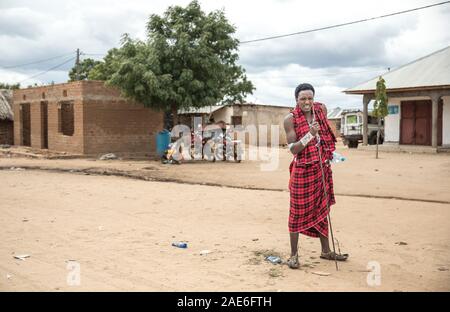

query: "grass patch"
(268, 267), (283, 278)
(253, 249), (282, 258)
(247, 249), (284, 266)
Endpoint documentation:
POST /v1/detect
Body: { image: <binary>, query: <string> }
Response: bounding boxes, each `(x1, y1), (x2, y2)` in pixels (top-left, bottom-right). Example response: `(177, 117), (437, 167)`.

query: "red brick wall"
(82, 82), (163, 157)
(0, 120), (13, 145)
(48, 99), (84, 153)
(12, 81), (164, 156)
(13, 82), (85, 153)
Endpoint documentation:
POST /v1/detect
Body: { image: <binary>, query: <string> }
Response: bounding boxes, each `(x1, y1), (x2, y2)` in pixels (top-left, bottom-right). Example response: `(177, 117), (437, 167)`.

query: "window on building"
(231, 116), (242, 127)
(58, 102), (74, 136)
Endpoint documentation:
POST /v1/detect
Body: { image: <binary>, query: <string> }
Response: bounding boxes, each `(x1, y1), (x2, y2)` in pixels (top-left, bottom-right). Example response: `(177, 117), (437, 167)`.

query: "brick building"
(12, 80), (164, 157)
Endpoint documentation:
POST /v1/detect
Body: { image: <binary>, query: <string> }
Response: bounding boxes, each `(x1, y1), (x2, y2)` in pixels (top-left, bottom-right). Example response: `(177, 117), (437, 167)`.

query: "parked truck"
(340, 109), (384, 148)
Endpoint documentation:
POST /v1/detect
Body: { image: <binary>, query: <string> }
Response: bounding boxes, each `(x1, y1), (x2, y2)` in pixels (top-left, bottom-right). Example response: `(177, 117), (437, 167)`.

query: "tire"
(348, 140), (359, 148)
(369, 134), (377, 145)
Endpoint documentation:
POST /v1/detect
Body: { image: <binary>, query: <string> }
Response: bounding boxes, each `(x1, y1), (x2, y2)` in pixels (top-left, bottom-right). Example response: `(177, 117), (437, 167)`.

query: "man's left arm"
(320, 103), (337, 145)
(321, 103), (328, 119)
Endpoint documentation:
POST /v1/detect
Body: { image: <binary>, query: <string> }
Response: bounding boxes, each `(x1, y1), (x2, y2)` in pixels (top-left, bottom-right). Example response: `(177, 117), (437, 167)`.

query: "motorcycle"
(191, 128), (242, 162)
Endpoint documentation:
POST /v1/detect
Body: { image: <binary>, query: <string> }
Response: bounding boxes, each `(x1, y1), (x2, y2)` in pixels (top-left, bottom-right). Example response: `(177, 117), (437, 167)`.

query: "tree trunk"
(376, 118), (381, 159)
(171, 103), (178, 127)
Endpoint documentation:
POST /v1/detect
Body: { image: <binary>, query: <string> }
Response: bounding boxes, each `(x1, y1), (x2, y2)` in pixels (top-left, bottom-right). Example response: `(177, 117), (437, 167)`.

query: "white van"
(340, 109), (384, 148)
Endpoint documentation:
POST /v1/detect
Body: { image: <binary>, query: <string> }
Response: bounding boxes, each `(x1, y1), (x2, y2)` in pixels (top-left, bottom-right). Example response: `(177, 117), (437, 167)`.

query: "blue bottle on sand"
(172, 242), (187, 248)
(331, 151), (346, 163)
(266, 256), (282, 264)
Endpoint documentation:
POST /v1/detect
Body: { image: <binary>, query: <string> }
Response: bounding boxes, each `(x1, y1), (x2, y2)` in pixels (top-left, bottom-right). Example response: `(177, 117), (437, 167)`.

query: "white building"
(345, 45), (450, 152)
(179, 103), (293, 145)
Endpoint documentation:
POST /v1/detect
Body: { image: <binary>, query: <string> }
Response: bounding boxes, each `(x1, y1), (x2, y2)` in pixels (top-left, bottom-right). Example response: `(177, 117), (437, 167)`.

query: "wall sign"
(388, 105), (399, 115)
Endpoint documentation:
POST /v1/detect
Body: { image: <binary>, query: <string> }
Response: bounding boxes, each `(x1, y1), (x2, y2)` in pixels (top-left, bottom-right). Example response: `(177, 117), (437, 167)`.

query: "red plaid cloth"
(288, 103), (336, 237)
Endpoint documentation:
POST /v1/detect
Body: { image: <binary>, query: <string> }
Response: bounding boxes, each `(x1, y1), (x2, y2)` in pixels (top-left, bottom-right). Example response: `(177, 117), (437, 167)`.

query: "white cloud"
(0, 0), (449, 109)
(245, 63), (386, 108)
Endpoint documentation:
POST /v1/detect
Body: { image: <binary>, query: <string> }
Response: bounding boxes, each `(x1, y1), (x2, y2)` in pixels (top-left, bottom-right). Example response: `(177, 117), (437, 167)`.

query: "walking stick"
(313, 107), (339, 271)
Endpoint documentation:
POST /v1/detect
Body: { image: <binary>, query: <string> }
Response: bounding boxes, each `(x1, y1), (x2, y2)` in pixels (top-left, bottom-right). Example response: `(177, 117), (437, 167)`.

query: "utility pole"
(75, 48), (80, 80)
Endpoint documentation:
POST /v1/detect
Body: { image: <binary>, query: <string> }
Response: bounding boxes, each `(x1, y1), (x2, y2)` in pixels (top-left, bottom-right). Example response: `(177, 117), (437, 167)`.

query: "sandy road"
(1, 170), (449, 291)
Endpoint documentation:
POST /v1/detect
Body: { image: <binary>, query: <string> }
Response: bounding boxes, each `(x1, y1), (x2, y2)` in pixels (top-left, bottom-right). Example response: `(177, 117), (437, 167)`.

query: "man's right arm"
(284, 114), (307, 155)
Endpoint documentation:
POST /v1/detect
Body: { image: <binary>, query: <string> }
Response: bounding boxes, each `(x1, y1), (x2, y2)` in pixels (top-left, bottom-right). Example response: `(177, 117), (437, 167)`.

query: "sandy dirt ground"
(0, 144), (449, 291)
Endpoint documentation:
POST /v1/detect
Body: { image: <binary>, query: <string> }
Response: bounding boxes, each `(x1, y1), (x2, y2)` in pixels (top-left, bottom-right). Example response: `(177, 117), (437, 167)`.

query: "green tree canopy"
(0, 82), (20, 90)
(373, 76), (388, 118)
(69, 58), (102, 81)
(373, 76), (388, 159)
(90, 0), (254, 114)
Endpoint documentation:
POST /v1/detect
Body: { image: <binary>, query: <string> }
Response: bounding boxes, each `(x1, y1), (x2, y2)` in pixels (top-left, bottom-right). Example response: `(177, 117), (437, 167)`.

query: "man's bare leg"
(319, 232), (349, 261)
(290, 232), (299, 256)
(319, 233), (331, 253)
(288, 232), (300, 269)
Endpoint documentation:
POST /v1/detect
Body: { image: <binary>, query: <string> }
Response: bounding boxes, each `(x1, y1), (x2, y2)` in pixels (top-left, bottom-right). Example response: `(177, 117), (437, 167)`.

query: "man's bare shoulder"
(284, 112), (294, 127)
(284, 112), (294, 121)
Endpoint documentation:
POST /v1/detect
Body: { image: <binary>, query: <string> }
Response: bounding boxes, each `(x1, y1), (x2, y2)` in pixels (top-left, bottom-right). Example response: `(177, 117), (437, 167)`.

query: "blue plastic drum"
(156, 129), (171, 157)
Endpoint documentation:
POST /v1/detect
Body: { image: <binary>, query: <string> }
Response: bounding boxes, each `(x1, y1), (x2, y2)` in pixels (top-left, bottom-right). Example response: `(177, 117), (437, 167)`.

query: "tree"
(373, 76), (388, 159)
(0, 82), (20, 90)
(68, 58), (102, 81)
(90, 0), (254, 128)
(88, 49), (121, 81)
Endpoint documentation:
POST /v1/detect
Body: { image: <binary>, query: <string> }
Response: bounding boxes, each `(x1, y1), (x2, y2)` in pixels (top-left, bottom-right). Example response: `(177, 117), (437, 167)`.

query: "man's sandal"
(320, 251), (349, 261)
(287, 254), (299, 269)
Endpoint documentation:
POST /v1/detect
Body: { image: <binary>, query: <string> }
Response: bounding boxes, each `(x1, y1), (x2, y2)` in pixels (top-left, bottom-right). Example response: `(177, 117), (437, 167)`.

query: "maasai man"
(283, 83), (349, 269)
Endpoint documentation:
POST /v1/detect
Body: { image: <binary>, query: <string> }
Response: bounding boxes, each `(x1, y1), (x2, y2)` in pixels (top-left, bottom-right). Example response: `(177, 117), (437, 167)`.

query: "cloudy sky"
(1, 0), (449, 109)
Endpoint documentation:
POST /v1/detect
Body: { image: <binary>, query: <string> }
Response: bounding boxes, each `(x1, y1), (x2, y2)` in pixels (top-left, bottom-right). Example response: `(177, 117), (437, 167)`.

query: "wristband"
(299, 132), (313, 146)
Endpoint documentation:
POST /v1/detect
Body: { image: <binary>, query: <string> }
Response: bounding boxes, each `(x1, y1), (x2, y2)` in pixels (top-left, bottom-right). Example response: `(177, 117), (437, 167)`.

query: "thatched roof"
(0, 89), (13, 121)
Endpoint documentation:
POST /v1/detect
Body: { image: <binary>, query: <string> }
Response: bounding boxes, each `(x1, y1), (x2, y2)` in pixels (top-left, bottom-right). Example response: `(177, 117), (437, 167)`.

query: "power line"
(4, 1), (448, 85)
(0, 52), (76, 69)
(82, 53), (105, 56)
(240, 1), (450, 44)
(18, 57), (76, 84)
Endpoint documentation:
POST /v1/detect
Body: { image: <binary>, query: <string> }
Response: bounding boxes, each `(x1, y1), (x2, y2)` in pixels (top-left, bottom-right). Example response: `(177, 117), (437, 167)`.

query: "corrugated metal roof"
(234, 102), (294, 109)
(327, 107), (343, 119)
(178, 102), (294, 115)
(178, 105), (225, 114)
(345, 45), (450, 93)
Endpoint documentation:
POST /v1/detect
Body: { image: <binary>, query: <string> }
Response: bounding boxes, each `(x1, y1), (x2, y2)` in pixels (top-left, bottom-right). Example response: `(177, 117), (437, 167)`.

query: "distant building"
(178, 105), (226, 129)
(345, 45), (450, 151)
(179, 103), (294, 145)
(12, 81), (164, 157)
(0, 89), (14, 145)
(326, 106), (343, 137)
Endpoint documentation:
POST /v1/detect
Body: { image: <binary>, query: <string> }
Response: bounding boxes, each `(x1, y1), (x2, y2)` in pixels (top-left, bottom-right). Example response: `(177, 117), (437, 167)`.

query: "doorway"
(400, 100), (443, 146)
(20, 103), (31, 146)
(41, 101), (48, 148)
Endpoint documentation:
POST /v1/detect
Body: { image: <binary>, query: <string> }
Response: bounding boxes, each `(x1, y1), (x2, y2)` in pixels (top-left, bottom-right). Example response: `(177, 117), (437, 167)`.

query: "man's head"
(295, 83), (315, 113)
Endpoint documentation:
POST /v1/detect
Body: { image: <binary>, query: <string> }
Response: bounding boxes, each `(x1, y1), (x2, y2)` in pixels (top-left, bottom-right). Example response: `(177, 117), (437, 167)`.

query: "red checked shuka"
(288, 102), (337, 237)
